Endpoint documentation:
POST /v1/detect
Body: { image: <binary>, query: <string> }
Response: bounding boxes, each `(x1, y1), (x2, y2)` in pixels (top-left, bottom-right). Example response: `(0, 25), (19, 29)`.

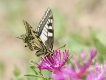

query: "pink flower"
(37, 50), (72, 80)
(68, 48), (97, 79)
(38, 50), (70, 70)
(51, 66), (72, 80)
(87, 63), (106, 80)
(37, 48), (97, 80)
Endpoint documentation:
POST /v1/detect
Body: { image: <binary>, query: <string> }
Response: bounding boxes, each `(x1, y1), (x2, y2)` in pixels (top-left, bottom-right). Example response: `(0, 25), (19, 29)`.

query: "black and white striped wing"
(36, 8), (54, 50)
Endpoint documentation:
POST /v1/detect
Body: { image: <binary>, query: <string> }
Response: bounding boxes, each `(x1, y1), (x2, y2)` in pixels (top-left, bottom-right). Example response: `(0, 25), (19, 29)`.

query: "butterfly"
(18, 8), (54, 56)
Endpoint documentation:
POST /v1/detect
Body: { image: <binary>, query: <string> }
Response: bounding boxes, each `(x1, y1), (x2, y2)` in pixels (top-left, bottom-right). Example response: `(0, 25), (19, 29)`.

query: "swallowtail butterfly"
(18, 8), (54, 56)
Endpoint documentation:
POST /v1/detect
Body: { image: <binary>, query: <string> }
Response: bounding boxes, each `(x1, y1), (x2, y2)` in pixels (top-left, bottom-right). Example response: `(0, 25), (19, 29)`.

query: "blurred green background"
(1, 0), (106, 80)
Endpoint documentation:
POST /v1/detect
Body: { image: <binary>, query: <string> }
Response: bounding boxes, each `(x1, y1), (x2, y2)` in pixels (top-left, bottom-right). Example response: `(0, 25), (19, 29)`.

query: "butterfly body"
(18, 8), (54, 56)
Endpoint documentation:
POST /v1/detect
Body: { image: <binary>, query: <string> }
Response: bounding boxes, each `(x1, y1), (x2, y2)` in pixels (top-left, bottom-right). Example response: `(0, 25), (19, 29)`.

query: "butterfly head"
(17, 34), (35, 51)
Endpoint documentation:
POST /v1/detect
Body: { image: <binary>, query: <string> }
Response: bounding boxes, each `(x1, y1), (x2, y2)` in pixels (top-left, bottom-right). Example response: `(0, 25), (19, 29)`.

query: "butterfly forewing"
(36, 8), (53, 36)
(36, 8), (54, 51)
(45, 15), (54, 50)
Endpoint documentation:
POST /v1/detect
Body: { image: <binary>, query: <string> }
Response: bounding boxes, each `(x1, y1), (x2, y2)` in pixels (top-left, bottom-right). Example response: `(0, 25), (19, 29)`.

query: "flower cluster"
(36, 48), (106, 80)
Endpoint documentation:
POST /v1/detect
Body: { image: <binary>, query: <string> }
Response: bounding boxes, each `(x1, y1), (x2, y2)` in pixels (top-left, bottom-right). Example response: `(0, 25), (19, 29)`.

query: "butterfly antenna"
(56, 44), (66, 50)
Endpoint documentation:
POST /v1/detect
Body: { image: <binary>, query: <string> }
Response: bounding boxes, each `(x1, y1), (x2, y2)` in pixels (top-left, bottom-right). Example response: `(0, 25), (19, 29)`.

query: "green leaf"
(25, 73), (46, 80)
(25, 73), (40, 77)
(30, 61), (38, 75)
